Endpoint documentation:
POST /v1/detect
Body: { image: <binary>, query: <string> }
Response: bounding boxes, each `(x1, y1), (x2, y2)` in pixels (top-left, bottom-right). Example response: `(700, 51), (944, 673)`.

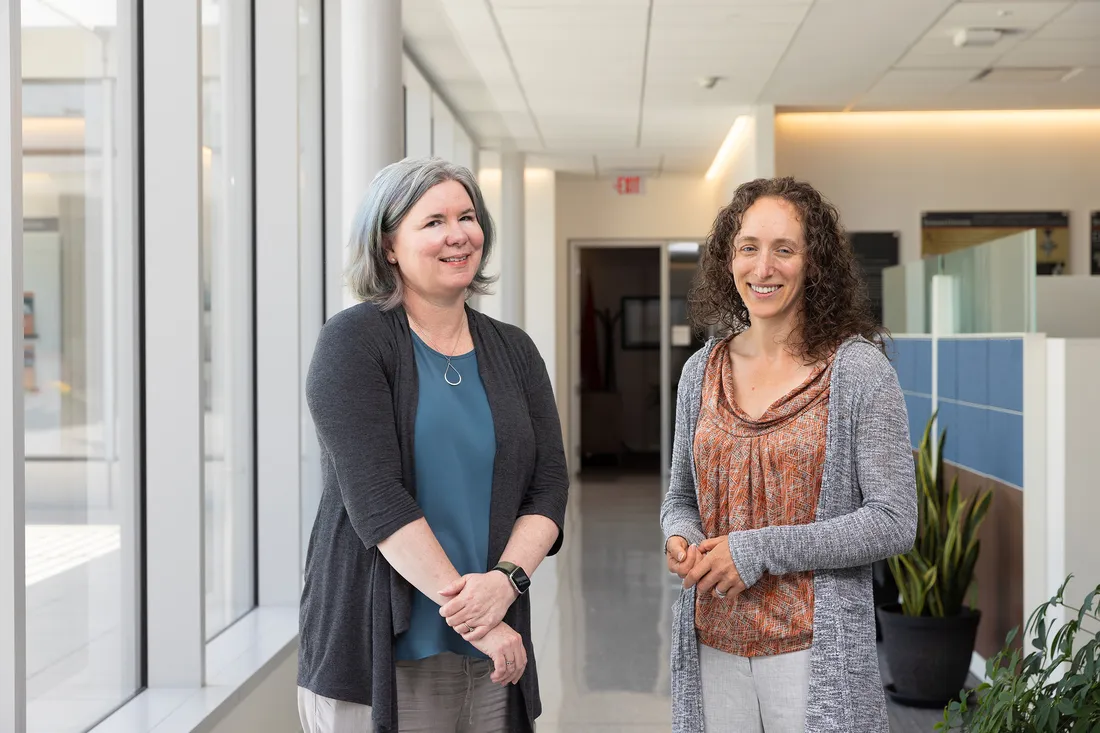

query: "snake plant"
(887, 410), (994, 617)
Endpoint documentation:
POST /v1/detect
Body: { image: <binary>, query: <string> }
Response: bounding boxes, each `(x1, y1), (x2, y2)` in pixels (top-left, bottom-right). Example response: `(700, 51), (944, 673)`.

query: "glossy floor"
(531, 471), (949, 733)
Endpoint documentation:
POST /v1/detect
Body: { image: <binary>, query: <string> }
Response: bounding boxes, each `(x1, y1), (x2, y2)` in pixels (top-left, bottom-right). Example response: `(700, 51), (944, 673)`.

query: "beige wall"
(775, 111), (1100, 275)
(554, 175), (719, 464)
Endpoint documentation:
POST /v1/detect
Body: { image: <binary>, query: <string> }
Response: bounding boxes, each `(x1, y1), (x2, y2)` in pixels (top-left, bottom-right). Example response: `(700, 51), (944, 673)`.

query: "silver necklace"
(409, 315), (465, 386)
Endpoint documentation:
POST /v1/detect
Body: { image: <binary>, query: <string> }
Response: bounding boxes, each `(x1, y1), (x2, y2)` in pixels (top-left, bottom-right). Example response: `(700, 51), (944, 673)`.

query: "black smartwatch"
(492, 561), (531, 596)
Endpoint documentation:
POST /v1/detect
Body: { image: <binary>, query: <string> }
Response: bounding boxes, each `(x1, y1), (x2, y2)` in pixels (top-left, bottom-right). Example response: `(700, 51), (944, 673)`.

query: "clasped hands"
(666, 535), (747, 600)
(438, 571), (525, 686)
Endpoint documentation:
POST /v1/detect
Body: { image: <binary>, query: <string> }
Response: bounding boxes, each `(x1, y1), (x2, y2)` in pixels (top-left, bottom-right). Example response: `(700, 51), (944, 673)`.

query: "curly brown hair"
(690, 176), (886, 363)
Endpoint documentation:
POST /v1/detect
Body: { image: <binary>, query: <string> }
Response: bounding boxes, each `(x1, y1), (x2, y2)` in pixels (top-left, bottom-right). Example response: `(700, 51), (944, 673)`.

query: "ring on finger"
(715, 588), (727, 598)
(462, 622), (475, 634)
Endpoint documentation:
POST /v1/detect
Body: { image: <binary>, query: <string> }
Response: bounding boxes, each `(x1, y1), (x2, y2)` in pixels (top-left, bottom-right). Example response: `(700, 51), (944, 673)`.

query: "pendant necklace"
(409, 314), (465, 386)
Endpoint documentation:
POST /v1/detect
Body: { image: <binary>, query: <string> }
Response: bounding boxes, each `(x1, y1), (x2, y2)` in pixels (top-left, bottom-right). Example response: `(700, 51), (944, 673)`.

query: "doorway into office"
(568, 240), (705, 486)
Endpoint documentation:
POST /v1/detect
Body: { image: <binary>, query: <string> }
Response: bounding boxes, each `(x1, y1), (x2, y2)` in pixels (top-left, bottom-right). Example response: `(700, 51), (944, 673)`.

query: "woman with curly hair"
(660, 177), (917, 733)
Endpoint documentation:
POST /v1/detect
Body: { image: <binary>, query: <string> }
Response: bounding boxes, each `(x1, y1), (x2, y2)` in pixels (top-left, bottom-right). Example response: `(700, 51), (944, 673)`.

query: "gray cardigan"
(299, 302), (569, 733)
(660, 336), (917, 733)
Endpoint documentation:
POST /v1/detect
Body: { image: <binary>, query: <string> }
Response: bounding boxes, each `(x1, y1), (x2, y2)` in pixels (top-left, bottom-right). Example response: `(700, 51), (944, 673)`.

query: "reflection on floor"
(533, 472), (955, 732)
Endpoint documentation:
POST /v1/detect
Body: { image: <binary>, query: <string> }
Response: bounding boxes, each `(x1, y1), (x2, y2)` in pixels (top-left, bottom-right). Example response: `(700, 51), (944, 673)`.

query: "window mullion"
(0, 1), (26, 730)
(142, 0), (205, 687)
(255, 0), (303, 607)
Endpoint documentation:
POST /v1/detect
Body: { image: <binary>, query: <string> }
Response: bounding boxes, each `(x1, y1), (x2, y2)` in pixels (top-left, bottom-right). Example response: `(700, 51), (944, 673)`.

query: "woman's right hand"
(469, 621), (527, 686)
(665, 536), (700, 580)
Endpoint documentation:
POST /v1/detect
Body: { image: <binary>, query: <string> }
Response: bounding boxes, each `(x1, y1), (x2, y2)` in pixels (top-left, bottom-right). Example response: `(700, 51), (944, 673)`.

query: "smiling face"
(387, 179), (484, 304)
(729, 196), (807, 327)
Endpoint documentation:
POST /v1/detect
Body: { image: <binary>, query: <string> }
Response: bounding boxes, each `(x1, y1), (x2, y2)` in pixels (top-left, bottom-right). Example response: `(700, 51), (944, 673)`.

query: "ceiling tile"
(931, 2), (1071, 31)
(1032, 2), (1100, 39)
(764, 0), (957, 106)
(997, 38), (1100, 66)
(894, 34), (1020, 70)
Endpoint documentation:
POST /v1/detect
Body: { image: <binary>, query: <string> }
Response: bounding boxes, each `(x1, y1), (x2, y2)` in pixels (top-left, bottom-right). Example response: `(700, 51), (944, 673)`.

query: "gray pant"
(699, 643), (811, 733)
(298, 652), (509, 732)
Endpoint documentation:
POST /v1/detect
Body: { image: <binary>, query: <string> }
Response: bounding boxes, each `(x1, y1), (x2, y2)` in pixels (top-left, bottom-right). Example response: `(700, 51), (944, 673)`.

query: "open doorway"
(569, 240), (706, 485)
(574, 245), (663, 479)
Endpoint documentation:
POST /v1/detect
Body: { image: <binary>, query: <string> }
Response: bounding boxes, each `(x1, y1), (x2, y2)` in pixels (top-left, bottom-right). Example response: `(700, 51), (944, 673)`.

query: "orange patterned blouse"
(693, 338), (833, 658)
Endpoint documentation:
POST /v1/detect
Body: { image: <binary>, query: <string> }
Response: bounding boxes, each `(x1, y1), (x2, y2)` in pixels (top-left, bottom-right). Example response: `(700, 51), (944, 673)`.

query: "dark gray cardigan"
(298, 302), (569, 732)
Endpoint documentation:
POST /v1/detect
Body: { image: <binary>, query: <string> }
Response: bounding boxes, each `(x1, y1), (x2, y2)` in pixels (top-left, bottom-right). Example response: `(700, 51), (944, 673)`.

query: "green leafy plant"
(937, 575), (1100, 732)
(887, 411), (993, 617)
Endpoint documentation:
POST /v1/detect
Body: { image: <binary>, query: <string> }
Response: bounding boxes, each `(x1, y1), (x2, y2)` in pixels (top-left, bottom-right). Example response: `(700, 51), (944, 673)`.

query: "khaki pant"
(298, 652), (509, 732)
(699, 644), (811, 733)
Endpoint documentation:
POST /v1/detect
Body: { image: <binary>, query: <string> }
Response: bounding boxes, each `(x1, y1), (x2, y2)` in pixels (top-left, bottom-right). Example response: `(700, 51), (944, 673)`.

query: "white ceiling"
(403, 0), (1100, 176)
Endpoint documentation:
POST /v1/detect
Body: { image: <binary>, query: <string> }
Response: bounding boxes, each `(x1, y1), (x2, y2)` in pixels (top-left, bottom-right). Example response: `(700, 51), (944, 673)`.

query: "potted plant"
(937, 575), (1100, 731)
(877, 411), (994, 707)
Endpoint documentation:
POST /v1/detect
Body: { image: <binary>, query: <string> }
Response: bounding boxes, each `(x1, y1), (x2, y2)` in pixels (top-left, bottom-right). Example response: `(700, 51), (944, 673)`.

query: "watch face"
(512, 567), (531, 593)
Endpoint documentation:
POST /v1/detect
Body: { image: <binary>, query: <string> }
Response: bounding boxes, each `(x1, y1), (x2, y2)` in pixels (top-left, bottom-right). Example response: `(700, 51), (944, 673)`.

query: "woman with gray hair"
(297, 156), (569, 732)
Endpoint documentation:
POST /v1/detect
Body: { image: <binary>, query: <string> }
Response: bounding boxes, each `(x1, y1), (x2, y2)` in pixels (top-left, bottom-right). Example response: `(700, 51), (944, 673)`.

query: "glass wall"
(21, 1), (141, 731)
(939, 229), (1037, 334)
(883, 231), (1038, 336)
(201, 0), (256, 639)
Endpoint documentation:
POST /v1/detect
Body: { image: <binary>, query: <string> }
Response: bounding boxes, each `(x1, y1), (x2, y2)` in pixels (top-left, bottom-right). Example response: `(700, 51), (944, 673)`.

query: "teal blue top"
(395, 331), (496, 661)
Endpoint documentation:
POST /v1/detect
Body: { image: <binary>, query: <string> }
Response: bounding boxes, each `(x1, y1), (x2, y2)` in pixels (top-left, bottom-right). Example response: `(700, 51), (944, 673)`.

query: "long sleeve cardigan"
(661, 336), (918, 733)
(298, 302), (570, 732)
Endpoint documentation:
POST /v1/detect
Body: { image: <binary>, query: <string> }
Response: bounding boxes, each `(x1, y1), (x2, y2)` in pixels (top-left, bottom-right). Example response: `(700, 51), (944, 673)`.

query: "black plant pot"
(877, 603), (981, 708)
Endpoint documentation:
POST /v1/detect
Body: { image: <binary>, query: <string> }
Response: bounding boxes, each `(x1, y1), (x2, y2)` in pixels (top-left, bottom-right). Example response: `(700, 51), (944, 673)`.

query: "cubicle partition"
(884, 228), (1100, 673)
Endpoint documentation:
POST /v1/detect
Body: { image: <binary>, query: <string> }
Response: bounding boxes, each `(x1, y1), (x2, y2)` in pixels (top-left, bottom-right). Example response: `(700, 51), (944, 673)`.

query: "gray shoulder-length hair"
(345, 156), (496, 310)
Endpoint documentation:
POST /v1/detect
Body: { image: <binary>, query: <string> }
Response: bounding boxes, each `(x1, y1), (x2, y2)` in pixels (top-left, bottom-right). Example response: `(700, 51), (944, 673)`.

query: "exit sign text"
(614, 176), (643, 195)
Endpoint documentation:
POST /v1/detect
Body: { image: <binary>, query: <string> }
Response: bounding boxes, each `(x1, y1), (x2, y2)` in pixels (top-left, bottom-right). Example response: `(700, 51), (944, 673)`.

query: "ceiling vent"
(972, 67), (1077, 83)
(953, 28), (1003, 47)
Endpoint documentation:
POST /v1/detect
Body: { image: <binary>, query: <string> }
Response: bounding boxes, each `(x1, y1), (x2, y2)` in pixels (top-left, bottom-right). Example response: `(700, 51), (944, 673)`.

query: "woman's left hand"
(682, 535), (748, 600)
(439, 572), (518, 641)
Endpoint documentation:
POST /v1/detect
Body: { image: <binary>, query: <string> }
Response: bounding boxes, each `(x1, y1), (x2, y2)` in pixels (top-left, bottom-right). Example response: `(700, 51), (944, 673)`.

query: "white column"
(255, 0), (302, 605)
(403, 56), (432, 160)
(501, 151), (526, 326)
(339, 0), (402, 311)
(752, 103), (776, 179)
(0, 2), (26, 730)
(144, 0), (206, 687)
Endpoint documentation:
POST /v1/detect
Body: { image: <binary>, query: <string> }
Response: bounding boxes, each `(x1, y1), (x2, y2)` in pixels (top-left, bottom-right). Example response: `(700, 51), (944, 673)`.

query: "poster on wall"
(921, 211), (1069, 275)
(1092, 212), (1100, 275)
(849, 232), (900, 324)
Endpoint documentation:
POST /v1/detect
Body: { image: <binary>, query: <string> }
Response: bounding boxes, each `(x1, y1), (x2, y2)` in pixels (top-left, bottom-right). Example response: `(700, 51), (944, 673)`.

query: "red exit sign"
(614, 175), (643, 195)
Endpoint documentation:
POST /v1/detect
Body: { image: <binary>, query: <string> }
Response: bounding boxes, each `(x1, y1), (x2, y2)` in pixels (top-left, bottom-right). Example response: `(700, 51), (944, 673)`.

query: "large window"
(20, 1), (142, 731)
(299, 0), (324, 556)
(201, 0), (255, 640)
